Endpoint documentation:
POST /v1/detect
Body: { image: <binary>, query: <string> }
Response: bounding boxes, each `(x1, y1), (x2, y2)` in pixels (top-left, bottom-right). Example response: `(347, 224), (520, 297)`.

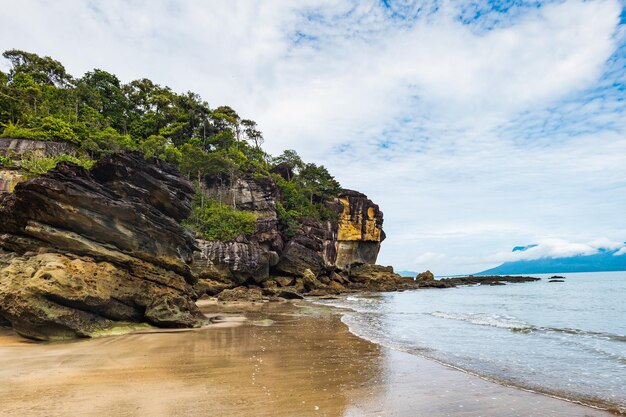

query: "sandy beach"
(0, 300), (615, 417)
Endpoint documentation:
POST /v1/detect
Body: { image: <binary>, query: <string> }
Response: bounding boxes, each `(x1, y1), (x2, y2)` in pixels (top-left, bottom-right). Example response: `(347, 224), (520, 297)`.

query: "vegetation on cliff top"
(0, 49), (341, 240)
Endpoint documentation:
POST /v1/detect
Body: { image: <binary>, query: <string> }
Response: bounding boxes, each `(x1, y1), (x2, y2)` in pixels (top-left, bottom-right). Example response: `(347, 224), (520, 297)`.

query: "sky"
(1, 0), (625, 275)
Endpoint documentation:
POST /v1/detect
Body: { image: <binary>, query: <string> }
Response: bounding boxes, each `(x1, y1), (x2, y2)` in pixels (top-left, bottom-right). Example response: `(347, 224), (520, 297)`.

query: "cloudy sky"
(1, 0), (625, 274)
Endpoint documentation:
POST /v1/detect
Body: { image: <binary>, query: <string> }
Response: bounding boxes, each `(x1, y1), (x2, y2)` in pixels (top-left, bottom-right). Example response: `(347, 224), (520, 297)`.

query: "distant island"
(477, 247), (626, 275)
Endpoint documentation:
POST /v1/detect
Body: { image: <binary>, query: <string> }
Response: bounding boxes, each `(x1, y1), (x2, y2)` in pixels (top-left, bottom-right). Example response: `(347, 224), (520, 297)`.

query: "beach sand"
(0, 300), (614, 417)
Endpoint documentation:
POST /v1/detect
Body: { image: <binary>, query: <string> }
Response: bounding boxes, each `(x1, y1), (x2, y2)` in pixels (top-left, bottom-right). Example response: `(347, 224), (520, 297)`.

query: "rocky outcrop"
(192, 239), (279, 284)
(275, 234), (328, 276)
(274, 190), (385, 275)
(192, 179), (387, 293)
(0, 138), (77, 158)
(345, 264), (416, 291)
(415, 275), (541, 288)
(0, 169), (25, 194)
(191, 177), (284, 290)
(333, 190), (385, 269)
(0, 152), (206, 340)
(416, 270), (435, 281)
(0, 138), (77, 195)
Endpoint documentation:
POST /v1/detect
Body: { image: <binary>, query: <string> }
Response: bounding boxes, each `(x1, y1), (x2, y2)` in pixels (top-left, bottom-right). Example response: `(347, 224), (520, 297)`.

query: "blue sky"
(1, 0), (625, 274)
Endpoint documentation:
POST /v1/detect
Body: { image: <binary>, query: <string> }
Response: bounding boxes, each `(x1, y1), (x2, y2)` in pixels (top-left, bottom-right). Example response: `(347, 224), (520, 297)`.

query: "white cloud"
(0, 0), (624, 275)
(413, 251), (447, 264)
(490, 238), (625, 262)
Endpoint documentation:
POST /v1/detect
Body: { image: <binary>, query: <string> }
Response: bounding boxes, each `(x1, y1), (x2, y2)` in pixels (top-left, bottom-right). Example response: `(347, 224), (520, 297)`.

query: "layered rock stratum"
(0, 152), (205, 340)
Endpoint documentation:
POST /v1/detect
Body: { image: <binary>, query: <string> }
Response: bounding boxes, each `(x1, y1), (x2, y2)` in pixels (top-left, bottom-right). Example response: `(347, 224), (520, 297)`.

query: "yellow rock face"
(336, 196), (382, 242)
(0, 170), (25, 193)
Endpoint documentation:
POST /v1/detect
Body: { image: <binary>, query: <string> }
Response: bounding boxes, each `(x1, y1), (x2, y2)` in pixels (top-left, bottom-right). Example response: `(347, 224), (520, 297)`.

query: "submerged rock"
(0, 152), (205, 340)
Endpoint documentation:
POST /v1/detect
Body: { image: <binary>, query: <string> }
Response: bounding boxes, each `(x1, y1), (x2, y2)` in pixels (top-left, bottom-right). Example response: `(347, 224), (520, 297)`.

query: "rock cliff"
(0, 147), (393, 340)
(0, 137), (77, 158)
(192, 176), (386, 293)
(0, 152), (205, 340)
(0, 138), (78, 194)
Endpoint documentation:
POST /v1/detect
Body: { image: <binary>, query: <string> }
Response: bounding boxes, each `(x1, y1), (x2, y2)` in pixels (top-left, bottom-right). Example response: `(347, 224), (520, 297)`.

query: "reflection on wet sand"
(0, 303), (382, 416)
(0, 302), (614, 416)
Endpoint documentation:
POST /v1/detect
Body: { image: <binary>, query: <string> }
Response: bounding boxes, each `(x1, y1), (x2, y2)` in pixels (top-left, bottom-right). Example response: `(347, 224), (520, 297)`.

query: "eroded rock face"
(0, 170), (25, 194)
(332, 190), (385, 269)
(275, 190), (385, 275)
(0, 152), (205, 340)
(193, 179), (387, 289)
(0, 138), (77, 158)
(192, 240), (278, 285)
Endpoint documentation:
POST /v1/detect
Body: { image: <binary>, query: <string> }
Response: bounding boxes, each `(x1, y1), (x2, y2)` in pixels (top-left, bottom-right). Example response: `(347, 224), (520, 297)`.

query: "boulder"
(275, 237), (327, 276)
(302, 268), (325, 291)
(416, 270), (435, 281)
(275, 290), (304, 300)
(273, 276), (295, 287)
(348, 264), (407, 291)
(217, 287), (264, 302)
(193, 279), (233, 297)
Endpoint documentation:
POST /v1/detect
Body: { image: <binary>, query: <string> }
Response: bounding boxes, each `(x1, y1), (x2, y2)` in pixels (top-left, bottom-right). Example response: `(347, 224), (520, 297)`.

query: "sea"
(316, 271), (626, 412)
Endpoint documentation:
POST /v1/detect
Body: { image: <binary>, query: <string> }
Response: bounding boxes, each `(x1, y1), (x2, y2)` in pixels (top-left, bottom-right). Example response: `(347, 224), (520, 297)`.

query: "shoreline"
(314, 296), (624, 416)
(0, 299), (618, 416)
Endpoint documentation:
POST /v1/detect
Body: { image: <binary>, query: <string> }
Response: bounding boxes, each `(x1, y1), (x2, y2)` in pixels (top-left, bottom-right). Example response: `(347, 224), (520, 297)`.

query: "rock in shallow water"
(0, 152), (205, 340)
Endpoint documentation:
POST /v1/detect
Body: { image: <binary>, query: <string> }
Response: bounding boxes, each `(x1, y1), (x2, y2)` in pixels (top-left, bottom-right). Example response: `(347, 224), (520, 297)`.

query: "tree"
(0, 50), (346, 227)
(241, 118), (264, 150)
(297, 163), (341, 203)
(78, 69), (129, 132)
(273, 149), (304, 181)
(212, 105), (240, 140)
(178, 140), (212, 182)
(3, 49), (72, 87)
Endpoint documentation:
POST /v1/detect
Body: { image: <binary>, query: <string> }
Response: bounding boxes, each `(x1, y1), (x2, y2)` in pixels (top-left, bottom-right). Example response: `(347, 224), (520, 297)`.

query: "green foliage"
(19, 153), (95, 175)
(297, 162), (342, 203)
(0, 50), (344, 238)
(268, 149), (341, 225)
(184, 199), (257, 241)
(38, 116), (79, 143)
(275, 201), (300, 238)
(0, 154), (13, 167)
(80, 127), (137, 157)
(3, 49), (71, 87)
(138, 135), (181, 165)
(1, 116), (79, 144)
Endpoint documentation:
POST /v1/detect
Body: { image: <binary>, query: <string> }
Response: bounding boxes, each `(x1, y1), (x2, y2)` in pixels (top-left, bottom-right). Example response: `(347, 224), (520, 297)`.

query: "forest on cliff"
(0, 49), (342, 240)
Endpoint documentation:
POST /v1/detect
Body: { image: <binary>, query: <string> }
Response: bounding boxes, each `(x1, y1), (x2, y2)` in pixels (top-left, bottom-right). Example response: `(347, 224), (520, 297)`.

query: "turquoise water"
(317, 272), (626, 412)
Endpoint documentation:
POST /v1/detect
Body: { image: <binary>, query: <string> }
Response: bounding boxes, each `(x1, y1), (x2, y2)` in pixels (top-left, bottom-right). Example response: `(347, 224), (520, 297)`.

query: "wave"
(430, 311), (626, 343)
(430, 311), (535, 331)
(340, 313), (626, 414)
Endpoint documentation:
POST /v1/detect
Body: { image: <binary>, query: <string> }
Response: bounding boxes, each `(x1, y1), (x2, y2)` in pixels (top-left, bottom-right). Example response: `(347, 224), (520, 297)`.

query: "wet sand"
(0, 301), (614, 417)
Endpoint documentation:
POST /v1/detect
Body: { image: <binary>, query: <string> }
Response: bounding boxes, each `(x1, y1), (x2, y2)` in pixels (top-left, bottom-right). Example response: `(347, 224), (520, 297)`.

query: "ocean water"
(316, 272), (626, 412)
